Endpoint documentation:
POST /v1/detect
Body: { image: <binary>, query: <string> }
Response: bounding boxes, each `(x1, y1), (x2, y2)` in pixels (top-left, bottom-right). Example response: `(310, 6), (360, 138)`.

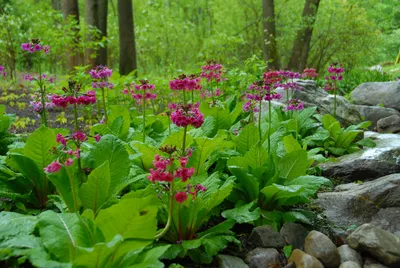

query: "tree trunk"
(85, 0), (98, 68)
(51, 0), (61, 10)
(262, 0), (280, 69)
(97, 0), (108, 66)
(61, 0), (83, 69)
(118, 0), (137, 75)
(288, 0), (321, 71)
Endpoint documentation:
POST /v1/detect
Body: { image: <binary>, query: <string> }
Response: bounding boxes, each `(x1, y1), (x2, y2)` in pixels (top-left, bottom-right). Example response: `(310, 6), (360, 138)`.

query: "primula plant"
(0, 65), (6, 78)
(200, 60), (224, 103)
(324, 63), (344, 118)
(90, 65), (113, 123)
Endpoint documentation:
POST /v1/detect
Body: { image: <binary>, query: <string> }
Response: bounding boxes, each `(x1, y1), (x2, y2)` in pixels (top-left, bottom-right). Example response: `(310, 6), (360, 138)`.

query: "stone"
(216, 254), (249, 268)
(347, 224), (400, 267)
(304, 230), (341, 268)
(354, 105), (400, 130)
(280, 222), (309, 250)
(245, 248), (280, 268)
(288, 249), (324, 268)
(283, 262), (296, 268)
(363, 257), (390, 268)
(340, 261), (362, 268)
(248, 225), (286, 249)
(338, 245), (363, 266)
(377, 115), (400, 133)
(275, 80), (362, 127)
(369, 207), (400, 236)
(352, 81), (400, 111)
(316, 174), (400, 234)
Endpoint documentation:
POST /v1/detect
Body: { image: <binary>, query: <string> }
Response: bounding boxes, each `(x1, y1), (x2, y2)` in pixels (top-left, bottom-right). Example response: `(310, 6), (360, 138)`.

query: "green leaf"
(95, 196), (158, 242)
(356, 138), (376, 148)
(0, 212), (37, 240)
(108, 105), (131, 139)
(24, 125), (57, 171)
(235, 124), (259, 154)
(38, 211), (96, 262)
(228, 167), (259, 202)
(221, 201), (261, 224)
(162, 128), (193, 148)
(322, 114), (342, 140)
(278, 150), (309, 180)
(79, 161), (110, 215)
(87, 135), (130, 195)
(124, 245), (170, 268)
(130, 141), (159, 171)
(283, 135), (302, 153)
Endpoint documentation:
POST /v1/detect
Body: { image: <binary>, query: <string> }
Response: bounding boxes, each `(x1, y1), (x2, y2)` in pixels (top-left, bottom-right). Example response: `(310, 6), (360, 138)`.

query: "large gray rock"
(304, 230), (341, 268)
(316, 174), (400, 234)
(276, 80), (362, 127)
(320, 131), (400, 182)
(340, 261), (362, 268)
(354, 105), (400, 130)
(245, 248), (280, 268)
(347, 224), (400, 267)
(280, 222), (309, 250)
(216, 254), (249, 268)
(363, 257), (390, 268)
(338, 245), (363, 266)
(352, 81), (400, 111)
(248, 225), (286, 249)
(288, 249), (324, 268)
(377, 115), (400, 133)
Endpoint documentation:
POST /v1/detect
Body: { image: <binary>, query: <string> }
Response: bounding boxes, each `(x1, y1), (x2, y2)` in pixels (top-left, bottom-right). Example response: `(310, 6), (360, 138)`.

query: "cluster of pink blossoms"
(243, 80), (282, 112)
(30, 94), (55, 113)
(200, 60), (224, 82)
(131, 80), (157, 102)
(52, 90), (96, 108)
(21, 40), (50, 54)
(324, 63), (344, 91)
(0, 66), (6, 77)
(44, 132), (101, 173)
(278, 70), (301, 80)
(148, 147), (206, 203)
(170, 103), (204, 128)
(169, 74), (202, 91)
(24, 74), (54, 83)
(302, 68), (318, 79)
(90, 66), (114, 89)
(286, 99), (305, 111)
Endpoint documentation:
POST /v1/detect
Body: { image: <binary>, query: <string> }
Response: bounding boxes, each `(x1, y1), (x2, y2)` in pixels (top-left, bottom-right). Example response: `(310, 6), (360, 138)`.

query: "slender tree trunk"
(118, 0), (137, 75)
(288, 0), (321, 71)
(97, 0), (108, 66)
(262, 0), (280, 69)
(52, 0), (61, 10)
(85, 0), (99, 68)
(61, 0), (83, 69)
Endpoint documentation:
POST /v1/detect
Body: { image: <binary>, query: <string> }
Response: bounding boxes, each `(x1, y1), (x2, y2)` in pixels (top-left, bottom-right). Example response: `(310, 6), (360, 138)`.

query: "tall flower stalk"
(200, 60), (224, 104)
(90, 66), (113, 123)
(21, 39), (51, 126)
(285, 99), (305, 141)
(324, 63), (344, 118)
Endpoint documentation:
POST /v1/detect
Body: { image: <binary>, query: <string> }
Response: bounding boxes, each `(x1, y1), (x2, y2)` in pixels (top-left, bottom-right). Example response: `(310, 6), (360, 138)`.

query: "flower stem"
(155, 180), (174, 239)
(258, 98), (262, 145)
(101, 87), (108, 123)
(182, 126), (187, 153)
(191, 90), (194, 103)
(73, 103), (79, 132)
(333, 90), (337, 119)
(183, 90), (186, 105)
(295, 110), (299, 142)
(38, 61), (47, 127)
(268, 100), (272, 154)
(143, 92), (146, 143)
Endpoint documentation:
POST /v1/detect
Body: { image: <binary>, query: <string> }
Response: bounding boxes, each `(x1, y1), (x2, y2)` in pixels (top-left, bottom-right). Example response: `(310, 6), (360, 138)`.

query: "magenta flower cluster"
(169, 74), (202, 91)
(52, 90), (96, 108)
(21, 41), (50, 54)
(131, 80), (157, 102)
(148, 154), (195, 184)
(243, 80), (282, 112)
(0, 65), (6, 77)
(286, 98), (305, 111)
(90, 66), (114, 89)
(30, 94), (55, 113)
(200, 61), (223, 82)
(24, 74), (54, 83)
(170, 103), (204, 128)
(302, 68), (318, 79)
(324, 63), (344, 91)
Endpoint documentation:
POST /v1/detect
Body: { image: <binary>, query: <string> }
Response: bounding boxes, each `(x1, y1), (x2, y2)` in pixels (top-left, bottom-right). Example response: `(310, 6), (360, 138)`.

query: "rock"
(304, 230), (341, 268)
(347, 224), (400, 267)
(248, 225), (286, 249)
(352, 81), (400, 111)
(288, 249), (324, 268)
(354, 105), (400, 130)
(316, 174), (400, 234)
(363, 257), (390, 268)
(245, 248), (280, 268)
(283, 262), (296, 268)
(275, 80), (362, 127)
(338, 245), (363, 266)
(369, 207), (400, 236)
(340, 261), (362, 268)
(216, 254), (249, 268)
(377, 115), (400, 133)
(320, 131), (400, 182)
(280, 222), (309, 250)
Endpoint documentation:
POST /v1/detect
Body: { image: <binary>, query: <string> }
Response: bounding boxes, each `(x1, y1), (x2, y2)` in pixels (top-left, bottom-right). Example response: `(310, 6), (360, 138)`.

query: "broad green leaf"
(235, 124), (259, 154)
(0, 212), (37, 240)
(38, 211), (96, 262)
(88, 135), (130, 195)
(130, 141), (159, 171)
(221, 201), (261, 223)
(286, 175), (332, 194)
(228, 167), (259, 202)
(108, 105), (131, 139)
(278, 150), (309, 180)
(24, 125), (57, 171)
(322, 114), (342, 140)
(95, 196), (158, 242)
(79, 161), (110, 215)
(125, 245), (170, 268)
(162, 128), (193, 148)
(283, 135), (302, 153)
(8, 154), (39, 192)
